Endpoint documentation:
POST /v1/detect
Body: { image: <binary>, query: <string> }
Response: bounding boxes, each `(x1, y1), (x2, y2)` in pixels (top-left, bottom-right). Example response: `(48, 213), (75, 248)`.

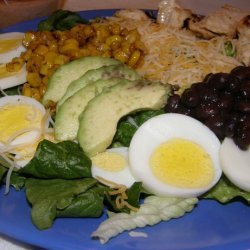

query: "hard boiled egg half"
(91, 147), (137, 188)
(220, 138), (250, 192)
(0, 95), (50, 168)
(0, 32), (27, 89)
(129, 113), (222, 198)
(0, 32), (26, 64)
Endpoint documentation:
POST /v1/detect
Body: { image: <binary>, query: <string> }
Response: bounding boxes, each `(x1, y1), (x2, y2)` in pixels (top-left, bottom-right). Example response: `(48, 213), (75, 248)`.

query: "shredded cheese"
(96, 176), (139, 212)
(106, 13), (242, 90)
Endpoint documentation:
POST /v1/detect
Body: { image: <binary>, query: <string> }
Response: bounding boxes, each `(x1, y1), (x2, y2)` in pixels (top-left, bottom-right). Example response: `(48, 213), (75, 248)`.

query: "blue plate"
(1, 10), (250, 250)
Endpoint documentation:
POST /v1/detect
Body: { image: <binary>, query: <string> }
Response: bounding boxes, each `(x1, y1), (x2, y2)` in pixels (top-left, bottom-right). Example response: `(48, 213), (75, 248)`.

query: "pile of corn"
(6, 23), (146, 101)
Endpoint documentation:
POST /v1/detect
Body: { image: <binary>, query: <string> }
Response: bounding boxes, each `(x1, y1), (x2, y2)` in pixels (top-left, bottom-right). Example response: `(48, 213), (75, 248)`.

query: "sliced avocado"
(77, 79), (172, 156)
(42, 56), (120, 106)
(55, 77), (128, 141)
(57, 64), (140, 107)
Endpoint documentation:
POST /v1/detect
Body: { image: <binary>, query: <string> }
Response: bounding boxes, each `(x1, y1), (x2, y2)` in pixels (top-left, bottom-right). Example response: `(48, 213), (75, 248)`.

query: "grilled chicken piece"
(157, 0), (192, 29)
(188, 5), (248, 39)
(236, 15), (250, 66)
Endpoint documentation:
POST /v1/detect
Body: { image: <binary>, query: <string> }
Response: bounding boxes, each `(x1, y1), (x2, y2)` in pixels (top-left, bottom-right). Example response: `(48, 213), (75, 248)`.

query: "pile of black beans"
(164, 66), (250, 150)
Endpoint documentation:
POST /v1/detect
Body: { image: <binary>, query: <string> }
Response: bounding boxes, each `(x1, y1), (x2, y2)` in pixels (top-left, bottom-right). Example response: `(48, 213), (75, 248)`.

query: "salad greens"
(19, 140), (92, 179)
(92, 195), (198, 244)
(25, 178), (100, 229)
(112, 110), (164, 147)
(203, 175), (250, 203)
(38, 9), (89, 31)
(106, 182), (142, 213)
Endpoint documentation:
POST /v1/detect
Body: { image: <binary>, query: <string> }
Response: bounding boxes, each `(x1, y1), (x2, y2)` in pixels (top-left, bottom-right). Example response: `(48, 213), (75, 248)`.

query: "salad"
(0, 1), (250, 247)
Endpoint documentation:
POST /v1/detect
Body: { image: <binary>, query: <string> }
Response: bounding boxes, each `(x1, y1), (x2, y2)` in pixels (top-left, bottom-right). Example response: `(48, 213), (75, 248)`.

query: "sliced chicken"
(236, 15), (250, 66)
(157, 0), (192, 29)
(188, 5), (248, 39)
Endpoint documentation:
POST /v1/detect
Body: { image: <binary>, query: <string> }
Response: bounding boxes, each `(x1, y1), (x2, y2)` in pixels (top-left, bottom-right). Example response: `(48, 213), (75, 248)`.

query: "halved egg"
(0, 32), (26, 64)
(91, 147), (137, 188)
(0, 95), (50, 167)
(220, 137), (250, 192)
(0, 64), (27, 89)
(129, 113), (222, 198)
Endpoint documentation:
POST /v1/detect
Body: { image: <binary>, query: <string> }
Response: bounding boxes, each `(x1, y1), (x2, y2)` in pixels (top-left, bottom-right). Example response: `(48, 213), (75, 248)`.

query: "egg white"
(0, 64), (27, 90)
(0, 95), (50, 167)
(91, 147), (137, 188)
(0, 32), (26, 64)
(129, 113), (222, 198)
(220, 137), (250, 192)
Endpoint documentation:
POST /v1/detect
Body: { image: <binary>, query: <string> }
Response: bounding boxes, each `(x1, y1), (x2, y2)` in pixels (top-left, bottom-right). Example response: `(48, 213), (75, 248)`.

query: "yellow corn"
(113, 49), (129, 63)
(105, 35), (122, 46)
(22, 83), (32, 97)
(34, 45), (49, 56)
(128, 50), (141, 67)
(27, 72), (41, 87)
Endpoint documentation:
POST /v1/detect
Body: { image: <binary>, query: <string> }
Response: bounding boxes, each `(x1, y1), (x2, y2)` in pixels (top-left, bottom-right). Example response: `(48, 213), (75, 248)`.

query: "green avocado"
(54, 77), (128, 141)
(57, 64), (140, 107)
(42, 56), (120, 106)
(77, 79), (172, 156)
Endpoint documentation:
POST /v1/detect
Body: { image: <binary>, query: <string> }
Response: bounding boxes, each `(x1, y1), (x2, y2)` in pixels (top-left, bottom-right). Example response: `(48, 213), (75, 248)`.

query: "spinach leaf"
(9, 172), (26, 191)
(38, 9), (88, 31)
(133, 109), (164, 126)
(19, 140), (92, 179)
(113, 121), (137, 147)
(106, 182), (142, 213)
(26, 178), (98, 229)
(57, 191), (103, 217)
(202, 175), (250, 203)
(112, 109), (163, 147)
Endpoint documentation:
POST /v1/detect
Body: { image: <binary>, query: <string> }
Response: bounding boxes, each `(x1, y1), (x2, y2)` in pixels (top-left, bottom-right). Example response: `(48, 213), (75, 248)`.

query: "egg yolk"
(0, 104), (43, 143)
(150, 138), (214, 188)
(92, 152), (126, 172)
(0, 64), (17, 79)
(0, 38), (22, 53)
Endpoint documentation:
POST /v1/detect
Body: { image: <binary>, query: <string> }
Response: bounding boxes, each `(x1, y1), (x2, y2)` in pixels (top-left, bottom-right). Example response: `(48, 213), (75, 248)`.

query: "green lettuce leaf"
(202, 175), (250, 203)
(92, 195), (198, 244)
(25, 178), (100, 229)
(38, 9), (88, 31)
(19, 140), (92, 179)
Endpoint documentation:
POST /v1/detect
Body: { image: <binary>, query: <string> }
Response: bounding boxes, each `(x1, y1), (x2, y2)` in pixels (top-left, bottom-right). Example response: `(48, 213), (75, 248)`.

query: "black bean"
(226, 75), (241, 93)
(175, 106), (192, 116)
(181, 88), (200, 107)
(218, 93), (234, 111)
(203, 73), (213, 83)
(207, 73), (230, 90)
(204, 116), (225, 139)
(233, 129), (250, 150)
(231, 66), (250, 81)
(235, 101), (250, 113)
(165, 94), (181, 112)
(239, 81), (250, 98)
(200, 87), (219, 103)
(195, 102), (219, 120)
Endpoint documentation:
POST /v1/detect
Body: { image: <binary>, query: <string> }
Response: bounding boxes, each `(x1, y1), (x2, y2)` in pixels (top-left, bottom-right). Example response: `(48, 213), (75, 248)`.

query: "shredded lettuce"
(92, 195), (198, 244)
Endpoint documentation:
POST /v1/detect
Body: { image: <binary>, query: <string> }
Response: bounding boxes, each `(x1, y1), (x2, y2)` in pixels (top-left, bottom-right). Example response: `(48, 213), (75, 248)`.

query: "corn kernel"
(34, 44), (49, 56)
(128, 50), (141, 67)
(27, 72), (41, 87)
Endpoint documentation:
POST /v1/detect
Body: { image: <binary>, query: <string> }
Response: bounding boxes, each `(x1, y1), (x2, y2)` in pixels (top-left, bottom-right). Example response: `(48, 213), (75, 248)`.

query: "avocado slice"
(55, 77), (128, 141)
(77, 79), (172, 156)
(42, 56), (120, 106)
(58, 64), (140, 107)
